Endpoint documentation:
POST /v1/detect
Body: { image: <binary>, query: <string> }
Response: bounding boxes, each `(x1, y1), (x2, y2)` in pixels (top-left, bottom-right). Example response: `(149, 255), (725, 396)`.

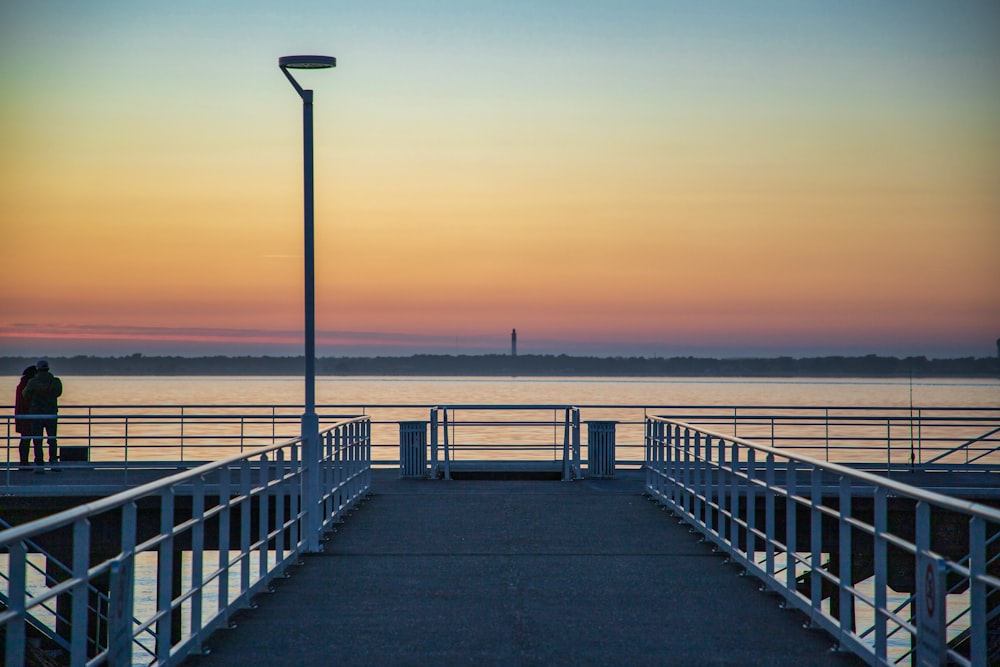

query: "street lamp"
(279, 54), (335, 551)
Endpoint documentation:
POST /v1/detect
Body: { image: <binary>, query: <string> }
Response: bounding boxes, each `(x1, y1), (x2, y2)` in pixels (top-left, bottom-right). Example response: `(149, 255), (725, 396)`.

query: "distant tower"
(511, 329), (517, 357)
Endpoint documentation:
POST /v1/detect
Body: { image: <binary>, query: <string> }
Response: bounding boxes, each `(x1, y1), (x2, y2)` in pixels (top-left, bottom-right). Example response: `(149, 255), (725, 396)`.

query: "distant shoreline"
(2, 354), (997, 378)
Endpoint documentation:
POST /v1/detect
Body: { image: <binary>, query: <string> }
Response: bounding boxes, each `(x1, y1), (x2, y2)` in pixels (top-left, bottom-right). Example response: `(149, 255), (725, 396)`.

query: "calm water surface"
(5, 376), (998, 664)
(6, 376), (998, 464)
(41, 375), (1000, 408)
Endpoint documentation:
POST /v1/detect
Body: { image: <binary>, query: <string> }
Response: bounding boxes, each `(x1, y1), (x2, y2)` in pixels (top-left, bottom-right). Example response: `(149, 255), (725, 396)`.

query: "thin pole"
(300, 87), (320, 552)
(303, 88), (316, 420)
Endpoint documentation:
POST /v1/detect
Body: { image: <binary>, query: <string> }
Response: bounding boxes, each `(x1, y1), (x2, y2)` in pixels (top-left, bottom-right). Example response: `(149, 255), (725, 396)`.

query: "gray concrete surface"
(185, 470), (864, 666)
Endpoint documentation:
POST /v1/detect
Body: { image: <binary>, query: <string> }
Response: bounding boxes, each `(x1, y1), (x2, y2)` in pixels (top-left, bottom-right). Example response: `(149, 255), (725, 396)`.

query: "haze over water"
(50, 375), (1000, 409)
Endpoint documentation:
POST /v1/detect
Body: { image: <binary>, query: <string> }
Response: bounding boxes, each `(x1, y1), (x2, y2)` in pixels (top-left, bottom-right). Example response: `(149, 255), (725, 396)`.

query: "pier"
(2, 404), (999, 665)
(186, 469), (860, 666)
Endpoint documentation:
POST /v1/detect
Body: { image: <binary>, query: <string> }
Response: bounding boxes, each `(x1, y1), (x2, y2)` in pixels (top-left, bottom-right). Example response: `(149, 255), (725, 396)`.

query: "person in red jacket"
(14, 365), (38, 469)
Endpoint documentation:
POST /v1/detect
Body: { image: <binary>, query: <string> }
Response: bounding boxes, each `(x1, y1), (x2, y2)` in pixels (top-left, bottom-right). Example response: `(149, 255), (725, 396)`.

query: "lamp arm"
(279, 65), (307, 99)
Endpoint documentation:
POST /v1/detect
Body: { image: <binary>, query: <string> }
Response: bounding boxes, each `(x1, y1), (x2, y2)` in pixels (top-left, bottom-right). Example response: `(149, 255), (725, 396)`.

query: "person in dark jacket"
(22, 359), (63, 472)
(14, 365), (38, 469)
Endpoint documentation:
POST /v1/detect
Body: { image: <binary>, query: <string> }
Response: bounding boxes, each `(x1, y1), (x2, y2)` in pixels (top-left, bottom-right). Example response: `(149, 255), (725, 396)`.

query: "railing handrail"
(0, 415), (369, 546)
(6, 401), (1000, 411)
(1, 415), (373, 666)
(923, 424), (1000, 465)
(647, 416), (1000, 521)
(644, 416), (1000, 665)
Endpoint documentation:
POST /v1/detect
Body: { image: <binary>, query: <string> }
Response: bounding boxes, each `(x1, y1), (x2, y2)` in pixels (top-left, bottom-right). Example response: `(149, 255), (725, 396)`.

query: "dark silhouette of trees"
(0, 354), (996, 377)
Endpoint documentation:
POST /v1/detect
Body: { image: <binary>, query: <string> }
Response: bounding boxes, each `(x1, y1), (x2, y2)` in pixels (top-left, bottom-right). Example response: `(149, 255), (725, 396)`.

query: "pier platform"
(185, 469), (862, 666)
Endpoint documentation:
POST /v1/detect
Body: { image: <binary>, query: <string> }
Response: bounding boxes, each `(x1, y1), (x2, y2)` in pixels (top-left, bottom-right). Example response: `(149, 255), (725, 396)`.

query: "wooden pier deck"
(183, 469), (862, 666)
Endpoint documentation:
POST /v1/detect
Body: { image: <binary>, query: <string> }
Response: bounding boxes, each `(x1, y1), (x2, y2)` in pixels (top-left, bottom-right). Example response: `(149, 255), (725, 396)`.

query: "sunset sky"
(1, 2), (998, 358)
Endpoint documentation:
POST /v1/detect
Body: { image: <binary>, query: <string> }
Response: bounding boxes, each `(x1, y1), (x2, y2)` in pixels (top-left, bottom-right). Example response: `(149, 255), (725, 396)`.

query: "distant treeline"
(2, 354), (998, 378)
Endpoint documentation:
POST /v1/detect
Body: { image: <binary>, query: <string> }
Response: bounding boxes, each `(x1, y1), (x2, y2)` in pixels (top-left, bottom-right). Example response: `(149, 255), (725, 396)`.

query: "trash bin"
(399, 421), (428, 478)
(586, 421), (617, 479)
(60, 445), (90, 462)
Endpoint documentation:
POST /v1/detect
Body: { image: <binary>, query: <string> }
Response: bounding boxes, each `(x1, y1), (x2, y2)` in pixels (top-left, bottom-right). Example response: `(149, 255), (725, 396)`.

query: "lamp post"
(279, 54), (335, 552)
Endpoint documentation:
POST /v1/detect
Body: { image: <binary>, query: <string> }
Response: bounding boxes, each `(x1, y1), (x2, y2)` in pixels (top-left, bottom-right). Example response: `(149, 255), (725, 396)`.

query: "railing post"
(364, 418), (372, 489)
(716, 434), (726, 540)
(123, 418), (129, 486)
(916, 407), (922, 464)
(70, 518), (90, 666)
(915, 500), (947, 665)
(809, 466), (823, 617)
(109, 553), (135, 667)
(746, 448), (757, 564)
(239, 459), (252, 598)
(291, 442), (302, 549)
(682, 428), (692, 515)
(785, 459), (797, 593)
(430, 408), (439, 476)
(573, 409), (581, 479)
(765, 452), (776, 581)
(275, 450), (286, 564)
(728, 440), (739, 549)
(837, 475), (853, 640)
(442, 408), (451, 480)
(217, 467), (232, 614)
(885, 418), (891, 477)
(970, 515), (986, 664)
(180, 406), (185, 462)
(562, 408), (571, 482)
(301, 412), (321, 552)
(873, 486), (888, 663)
(824, 408), (829, 461)
(336, 427), (345, 510)
(258, 454), (272, 580)
(5, 541), (27, 667)
(156, 489), (175, 664)
(668, 423), (677, 505)
(702, 434), (712, 530)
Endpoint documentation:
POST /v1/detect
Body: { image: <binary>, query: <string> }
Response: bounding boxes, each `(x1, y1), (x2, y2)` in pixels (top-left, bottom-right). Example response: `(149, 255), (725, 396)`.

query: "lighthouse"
(511, 329), (517, 357)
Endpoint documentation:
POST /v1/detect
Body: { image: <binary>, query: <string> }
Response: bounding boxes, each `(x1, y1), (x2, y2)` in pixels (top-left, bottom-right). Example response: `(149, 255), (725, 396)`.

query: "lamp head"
(279, 54), (336, 97)
(279, 55), (336, 69)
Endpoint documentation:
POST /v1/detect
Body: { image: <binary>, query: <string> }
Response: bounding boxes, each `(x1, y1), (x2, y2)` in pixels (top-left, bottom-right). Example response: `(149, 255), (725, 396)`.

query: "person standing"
(14, 365), (38, 469)
(22, 359), (63, 472)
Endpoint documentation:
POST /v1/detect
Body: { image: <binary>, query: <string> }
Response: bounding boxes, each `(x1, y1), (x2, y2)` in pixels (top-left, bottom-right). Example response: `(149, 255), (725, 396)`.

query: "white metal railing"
(3, 405), (998, 479)
(0, 416), (370, 667)
(644, 417), (1000, 666)
(651, 406), (1000, 468)
(428, 405), (582, 480)
(0, 516), (120, 656)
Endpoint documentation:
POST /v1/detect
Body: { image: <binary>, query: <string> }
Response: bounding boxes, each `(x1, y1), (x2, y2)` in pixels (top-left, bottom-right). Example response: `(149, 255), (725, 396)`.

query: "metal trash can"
(399, 421), (428, 478)
(60, 445), (90, 462)
(586, 420), (617, 479)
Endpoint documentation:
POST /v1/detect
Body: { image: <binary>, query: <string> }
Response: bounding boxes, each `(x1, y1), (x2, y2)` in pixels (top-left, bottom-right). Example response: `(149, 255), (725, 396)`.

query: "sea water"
(4, 376), (998, 663)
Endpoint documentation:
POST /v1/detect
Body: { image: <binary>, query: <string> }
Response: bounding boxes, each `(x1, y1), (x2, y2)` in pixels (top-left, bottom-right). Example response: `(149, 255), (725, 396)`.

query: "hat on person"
(36, 359), (49, 370)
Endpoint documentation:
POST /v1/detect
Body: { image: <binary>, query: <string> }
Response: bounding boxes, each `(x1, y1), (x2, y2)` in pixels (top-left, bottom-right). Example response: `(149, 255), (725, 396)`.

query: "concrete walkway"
(185, 470), (863, 666)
